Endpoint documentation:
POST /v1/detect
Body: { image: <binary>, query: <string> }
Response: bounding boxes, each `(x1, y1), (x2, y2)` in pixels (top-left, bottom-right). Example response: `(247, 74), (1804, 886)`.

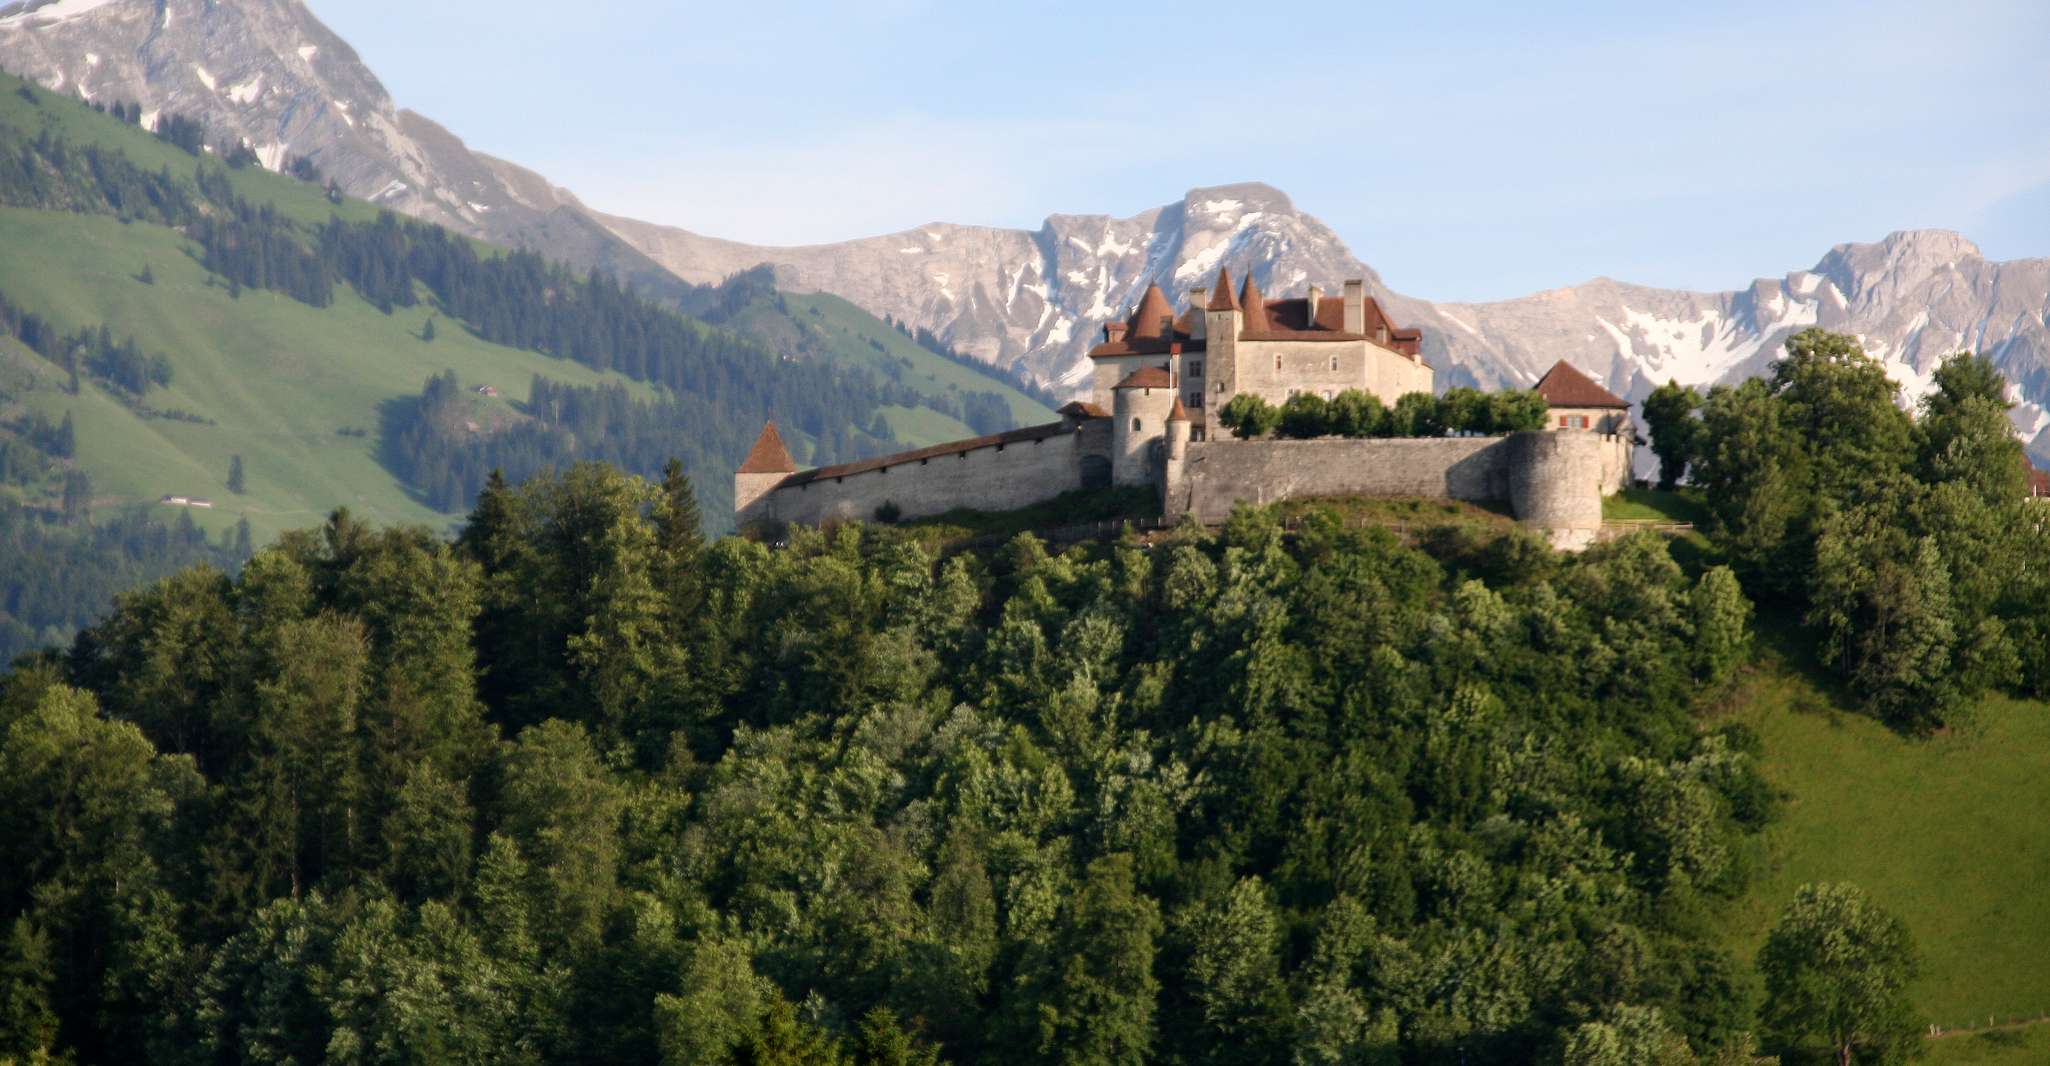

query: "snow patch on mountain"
(0, 0), (122, 27)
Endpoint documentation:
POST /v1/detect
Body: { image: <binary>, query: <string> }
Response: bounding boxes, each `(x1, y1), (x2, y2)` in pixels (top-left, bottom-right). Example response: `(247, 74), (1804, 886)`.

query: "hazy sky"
(315, 0), (2048, 302)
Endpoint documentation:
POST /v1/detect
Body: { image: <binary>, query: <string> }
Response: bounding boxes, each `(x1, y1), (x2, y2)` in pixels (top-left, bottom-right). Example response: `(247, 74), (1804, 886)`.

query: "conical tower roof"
(1206, 267), (1240, 311)
(737, 422), (797, 473)
(1128, 284), (1177, 339)
(1238, 274), (1268, 331)
(1167, 395), (1190, 422)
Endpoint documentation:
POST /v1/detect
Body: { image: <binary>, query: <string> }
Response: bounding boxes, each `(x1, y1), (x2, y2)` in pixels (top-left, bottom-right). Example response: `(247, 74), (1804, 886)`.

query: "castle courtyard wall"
(1169, 432), (1632, 548)
(751, 429), (1088, 527)
(1170, 437), (1508, 523)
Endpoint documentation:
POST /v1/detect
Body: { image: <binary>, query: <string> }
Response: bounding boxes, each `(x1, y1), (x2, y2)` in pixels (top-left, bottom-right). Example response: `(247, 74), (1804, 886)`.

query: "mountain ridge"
(3, 0), (2046, 463)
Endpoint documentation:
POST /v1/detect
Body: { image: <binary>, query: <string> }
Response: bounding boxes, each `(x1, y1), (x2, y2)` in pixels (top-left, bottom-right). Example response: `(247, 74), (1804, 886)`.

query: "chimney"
(1306, 284), (1324, 327)
(1105, 321), (1127, 344)
(1343, 279), (1365, 335)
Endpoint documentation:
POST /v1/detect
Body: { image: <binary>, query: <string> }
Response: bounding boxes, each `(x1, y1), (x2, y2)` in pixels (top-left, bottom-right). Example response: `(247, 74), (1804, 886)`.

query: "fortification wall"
(752, 429), (1087, 528)
(1171, 437), (1509, 523)
(1169, 432), (1632, 547)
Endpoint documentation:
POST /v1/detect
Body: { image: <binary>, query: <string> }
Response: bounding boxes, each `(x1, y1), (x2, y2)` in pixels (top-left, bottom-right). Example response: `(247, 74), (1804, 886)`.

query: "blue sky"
(317, 0), (2048, 302)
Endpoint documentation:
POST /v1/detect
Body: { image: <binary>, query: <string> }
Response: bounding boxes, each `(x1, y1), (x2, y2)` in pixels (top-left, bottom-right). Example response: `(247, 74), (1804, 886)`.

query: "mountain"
(4, 0), (2044, 467)
(605, 188), (2050, 463)
(0, 0), (702, 303)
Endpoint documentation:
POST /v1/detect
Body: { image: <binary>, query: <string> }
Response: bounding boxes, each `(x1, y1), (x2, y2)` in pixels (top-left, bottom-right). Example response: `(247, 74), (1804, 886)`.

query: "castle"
(736, 269), (1635, 548)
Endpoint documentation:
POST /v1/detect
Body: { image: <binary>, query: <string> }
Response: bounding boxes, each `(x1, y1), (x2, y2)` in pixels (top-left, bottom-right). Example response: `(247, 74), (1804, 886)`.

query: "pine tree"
(138, 263), (155, 285)
(54, 412), (74, 458)
(421, 317), (436, 343)
(227, 454), (246, 495)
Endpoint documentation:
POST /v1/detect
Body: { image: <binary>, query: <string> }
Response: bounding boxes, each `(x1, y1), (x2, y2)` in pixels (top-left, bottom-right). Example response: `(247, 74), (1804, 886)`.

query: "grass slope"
(0, 72), (1052, 543)
(0, 207), (651, 541)
(779, 292), (1055, 428)
(711, 286), (1055, 430)
(1716, 664), (2050, 1043)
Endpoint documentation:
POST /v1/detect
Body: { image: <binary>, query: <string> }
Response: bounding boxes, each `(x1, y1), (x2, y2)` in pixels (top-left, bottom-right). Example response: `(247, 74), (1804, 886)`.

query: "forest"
(1, 458), (1775, 1066)
(2, 329), (2036, 1065)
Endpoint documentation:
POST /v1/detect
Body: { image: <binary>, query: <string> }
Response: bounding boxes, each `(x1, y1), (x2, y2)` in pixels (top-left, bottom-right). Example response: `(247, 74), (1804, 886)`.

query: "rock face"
(6, 0), (2047, 459)
(0, 0), (690, 301)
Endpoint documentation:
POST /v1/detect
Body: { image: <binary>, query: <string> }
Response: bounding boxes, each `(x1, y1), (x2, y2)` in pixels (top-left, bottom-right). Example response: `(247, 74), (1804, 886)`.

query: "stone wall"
(1169, 432), (1632, 547)
(749, 428), (1090, 528)
(1170, 437), (1508, 523)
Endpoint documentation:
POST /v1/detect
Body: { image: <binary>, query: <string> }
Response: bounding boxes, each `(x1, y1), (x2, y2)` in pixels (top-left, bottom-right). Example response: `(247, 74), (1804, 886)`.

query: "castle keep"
(736, 270), (1634, 547)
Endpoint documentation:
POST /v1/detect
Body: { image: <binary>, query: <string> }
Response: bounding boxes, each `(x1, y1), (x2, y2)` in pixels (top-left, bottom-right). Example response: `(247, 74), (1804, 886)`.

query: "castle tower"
(1111, 367), (1176, 485)
(734, 422), (796, 530)
(1163, 395), (1191, 509)
(1203, 267), (1242, 441)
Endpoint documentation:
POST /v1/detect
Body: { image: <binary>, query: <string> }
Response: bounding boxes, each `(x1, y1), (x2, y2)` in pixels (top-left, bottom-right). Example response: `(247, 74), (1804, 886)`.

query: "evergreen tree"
(53, 412), (74, 458)
(422, 316), (437, 343)
(227, 454), (246, 495)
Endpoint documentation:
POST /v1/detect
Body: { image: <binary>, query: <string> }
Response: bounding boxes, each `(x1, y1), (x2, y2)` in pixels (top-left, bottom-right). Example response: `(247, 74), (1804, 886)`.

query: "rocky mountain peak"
(3, 0), (2045, 463)
(0, 0), (691, 300)
(1811, 229), (1987, 307)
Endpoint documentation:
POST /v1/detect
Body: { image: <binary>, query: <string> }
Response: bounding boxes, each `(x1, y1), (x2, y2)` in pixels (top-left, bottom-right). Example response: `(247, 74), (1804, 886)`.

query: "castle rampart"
(1165, 431), (1633, 548)
(737, 422), (1094, 529)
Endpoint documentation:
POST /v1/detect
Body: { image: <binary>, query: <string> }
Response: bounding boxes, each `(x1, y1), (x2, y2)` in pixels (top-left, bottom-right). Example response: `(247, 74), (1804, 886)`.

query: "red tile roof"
(1115, 366), (1174, 389)
(1168, 396), (1190, 421)
(1534, 360), (1629, 409)
(1129, 284), (1177, 339)
(1206, 267), (1240, 311)
(738, 422), (797, 473)
(1085, 272), (1423, 359)
(1239, 274), (1269, 332)
(2027, 461), (2050, 499)
(776, 421), (1073, 487)
(1059, 400), (1110, 419)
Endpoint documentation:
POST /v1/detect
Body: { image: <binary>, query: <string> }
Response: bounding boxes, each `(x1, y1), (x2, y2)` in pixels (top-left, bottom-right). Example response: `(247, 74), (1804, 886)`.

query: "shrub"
(1388, 392), (1441, 437)
(1327, 389), (1386, 437)
(1219, 394), (1280, 439)
(1277, 393), (1330, 439)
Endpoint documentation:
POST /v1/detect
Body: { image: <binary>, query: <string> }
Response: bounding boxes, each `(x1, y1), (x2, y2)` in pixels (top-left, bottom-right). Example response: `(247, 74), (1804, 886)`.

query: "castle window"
(1132, 418), (1142, 432)
(1330, 355), (1339, 371)
(1215, 381), (1225, 395)
(1274, 354), (1282, 371)
(1560, 416), (1569, 429)
(1190, 360), (1203, 377)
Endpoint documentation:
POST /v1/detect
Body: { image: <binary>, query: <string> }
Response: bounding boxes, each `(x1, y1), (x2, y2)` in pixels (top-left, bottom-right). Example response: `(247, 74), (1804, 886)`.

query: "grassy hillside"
(1715, 658), (2050, 1056)
(779, 291), (1054, 427)
(0, 206), (654, 542)
(684, 269), (1056, 431)
(0, 73), (1052, 545)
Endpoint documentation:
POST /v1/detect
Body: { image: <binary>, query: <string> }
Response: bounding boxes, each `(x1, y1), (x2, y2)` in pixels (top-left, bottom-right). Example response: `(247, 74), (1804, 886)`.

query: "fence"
(1925, 1011), (2050, 1039)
